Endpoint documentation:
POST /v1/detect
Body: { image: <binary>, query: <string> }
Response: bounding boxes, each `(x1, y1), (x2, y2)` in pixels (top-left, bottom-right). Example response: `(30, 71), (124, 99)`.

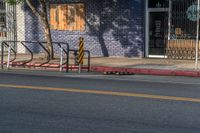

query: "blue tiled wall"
(25, 0), (145, 57)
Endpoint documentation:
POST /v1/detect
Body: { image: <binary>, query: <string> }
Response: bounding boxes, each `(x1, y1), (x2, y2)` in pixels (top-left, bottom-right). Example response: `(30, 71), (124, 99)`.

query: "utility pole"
(195, 0), (200, 69)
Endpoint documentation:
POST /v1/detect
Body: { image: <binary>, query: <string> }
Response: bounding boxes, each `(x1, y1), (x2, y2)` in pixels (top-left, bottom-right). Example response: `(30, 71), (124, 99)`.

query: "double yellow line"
(0, 83), (200, 103)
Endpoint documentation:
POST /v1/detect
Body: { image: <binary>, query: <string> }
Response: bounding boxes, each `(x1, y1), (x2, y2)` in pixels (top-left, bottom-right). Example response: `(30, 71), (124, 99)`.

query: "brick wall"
(25, 0), (145, 57)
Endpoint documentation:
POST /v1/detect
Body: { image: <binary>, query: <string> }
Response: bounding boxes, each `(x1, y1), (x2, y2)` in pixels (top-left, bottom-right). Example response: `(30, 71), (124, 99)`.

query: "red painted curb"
(2, 62), (200, 77)
(90, 66), (200, 77)
(174, 71), (199, 77)
(1, 62), (90, 71)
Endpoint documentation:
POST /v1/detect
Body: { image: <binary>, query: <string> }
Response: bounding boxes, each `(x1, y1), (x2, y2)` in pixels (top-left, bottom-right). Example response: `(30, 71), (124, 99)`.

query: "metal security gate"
(166, 0), (199, 60)
(0, 0), (16, 45)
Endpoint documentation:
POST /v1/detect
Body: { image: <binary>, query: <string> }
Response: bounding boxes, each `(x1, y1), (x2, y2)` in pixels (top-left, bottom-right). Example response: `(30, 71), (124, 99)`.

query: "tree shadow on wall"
(85, 0), (144, 57)
(24, 1), (41, 53)
(25, 0), (144, 57)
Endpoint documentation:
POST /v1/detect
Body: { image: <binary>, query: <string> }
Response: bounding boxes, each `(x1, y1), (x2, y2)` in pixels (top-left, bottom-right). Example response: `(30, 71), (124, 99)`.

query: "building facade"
(0, 0), (199, 59)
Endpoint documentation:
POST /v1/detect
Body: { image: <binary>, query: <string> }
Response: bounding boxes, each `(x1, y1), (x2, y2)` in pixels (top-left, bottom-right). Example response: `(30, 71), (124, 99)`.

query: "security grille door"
(167, 0), (200, 60)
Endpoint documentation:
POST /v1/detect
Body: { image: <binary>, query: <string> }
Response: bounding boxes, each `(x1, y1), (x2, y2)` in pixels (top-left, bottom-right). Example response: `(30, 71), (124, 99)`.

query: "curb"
(3, 62), (89, 71)
(91, 66), (200, 77)
(2, 62), (200, 77)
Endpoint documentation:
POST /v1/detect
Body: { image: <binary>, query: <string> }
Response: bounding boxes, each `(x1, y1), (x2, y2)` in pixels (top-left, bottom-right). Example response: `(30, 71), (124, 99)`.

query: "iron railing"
(0, 40), (90, 72)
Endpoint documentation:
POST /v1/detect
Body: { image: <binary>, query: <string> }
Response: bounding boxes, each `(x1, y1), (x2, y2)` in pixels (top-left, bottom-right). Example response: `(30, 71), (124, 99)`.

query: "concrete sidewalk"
(2, 54), (200, 77)
(90, 57), (200, 77)
(90, 57), (197, 70)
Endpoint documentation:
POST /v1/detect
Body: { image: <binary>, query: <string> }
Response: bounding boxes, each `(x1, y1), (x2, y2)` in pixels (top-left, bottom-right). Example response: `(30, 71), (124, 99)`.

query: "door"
(149, 12), (168, 56)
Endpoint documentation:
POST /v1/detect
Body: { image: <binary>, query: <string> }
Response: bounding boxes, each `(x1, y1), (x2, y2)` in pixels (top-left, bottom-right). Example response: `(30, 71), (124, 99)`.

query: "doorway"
(149, 12), (168, 56)
(146, 0), (169, 58)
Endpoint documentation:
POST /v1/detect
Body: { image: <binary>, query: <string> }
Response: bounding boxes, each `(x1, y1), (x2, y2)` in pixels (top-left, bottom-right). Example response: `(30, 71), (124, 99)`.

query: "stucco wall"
(25, 0), (145, 57)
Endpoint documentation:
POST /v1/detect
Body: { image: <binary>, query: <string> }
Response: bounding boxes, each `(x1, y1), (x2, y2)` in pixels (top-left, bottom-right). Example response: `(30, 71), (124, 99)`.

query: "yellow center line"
(0, 83), (200, 103)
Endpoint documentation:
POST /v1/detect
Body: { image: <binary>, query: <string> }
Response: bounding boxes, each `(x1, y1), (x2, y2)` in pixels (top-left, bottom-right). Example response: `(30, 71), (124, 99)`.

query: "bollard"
(6, 44), (11, 69)
(1, 42), (4, 69)
(59, 47), (63, 72)
(78, 37), (84, 73)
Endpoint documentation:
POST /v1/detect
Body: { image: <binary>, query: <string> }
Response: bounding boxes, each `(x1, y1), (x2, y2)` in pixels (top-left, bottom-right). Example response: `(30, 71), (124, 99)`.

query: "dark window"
(170, 0), (197, 39)
(0, 1), (6, 10)
(0, 1), (6, 37)
(0, 13), (6, 29)
(148, 0), (169, 8)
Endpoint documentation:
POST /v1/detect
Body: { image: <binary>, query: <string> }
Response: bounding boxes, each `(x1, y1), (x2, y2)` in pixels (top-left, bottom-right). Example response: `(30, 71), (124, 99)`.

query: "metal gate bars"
(166, 0), (200, 60)
(0, 0), (16, 43)
(0, 41), (91, 72)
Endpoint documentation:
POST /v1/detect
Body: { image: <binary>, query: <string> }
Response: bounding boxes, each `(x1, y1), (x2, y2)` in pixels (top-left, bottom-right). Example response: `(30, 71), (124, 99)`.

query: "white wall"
(16, 4), (25, 53)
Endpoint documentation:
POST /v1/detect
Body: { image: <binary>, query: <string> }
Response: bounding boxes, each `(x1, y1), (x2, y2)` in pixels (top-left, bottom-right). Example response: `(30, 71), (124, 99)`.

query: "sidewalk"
(2, 54), (200, 77)
(90, 57), (200, 77)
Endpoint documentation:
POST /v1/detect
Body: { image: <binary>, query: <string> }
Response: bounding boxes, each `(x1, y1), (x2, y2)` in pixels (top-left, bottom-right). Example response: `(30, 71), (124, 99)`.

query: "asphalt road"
(0, 71), (200, 133)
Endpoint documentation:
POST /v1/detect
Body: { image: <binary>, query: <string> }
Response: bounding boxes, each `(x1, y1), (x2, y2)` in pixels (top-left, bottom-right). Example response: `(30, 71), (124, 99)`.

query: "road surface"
(0, 71), (200, 133)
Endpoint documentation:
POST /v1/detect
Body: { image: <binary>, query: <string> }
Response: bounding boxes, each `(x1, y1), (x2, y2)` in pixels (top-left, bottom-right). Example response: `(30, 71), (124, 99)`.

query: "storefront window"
(0, 1), (6, 37)
(170, 0), (197, 39)
(148, 0), (169, 8)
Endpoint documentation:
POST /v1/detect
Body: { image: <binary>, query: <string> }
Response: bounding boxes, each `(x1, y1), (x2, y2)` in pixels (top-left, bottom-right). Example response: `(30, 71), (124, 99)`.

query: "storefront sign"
(186, 4), (200, 21)
(154, 20), (162, 38)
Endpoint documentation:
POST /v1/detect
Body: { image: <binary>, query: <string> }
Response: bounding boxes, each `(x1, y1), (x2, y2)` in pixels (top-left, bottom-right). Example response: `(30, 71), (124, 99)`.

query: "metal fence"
(0, 0), (91, 72)
(1, 41), (91, 72)
(2, 0), (200, 63)
(0, 0), (16, 45)
(166, 0), (199, 60)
